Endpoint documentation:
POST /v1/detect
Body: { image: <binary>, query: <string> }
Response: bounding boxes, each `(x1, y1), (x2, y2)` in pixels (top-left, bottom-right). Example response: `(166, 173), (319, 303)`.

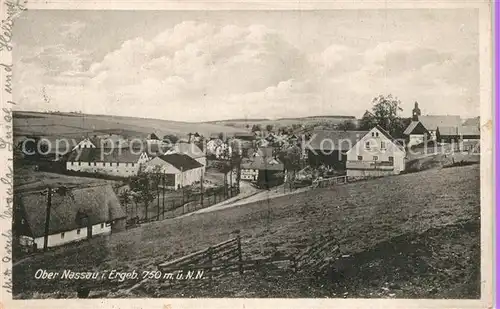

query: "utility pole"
(156, 172), (160, 220)
(200, 175), (204, 207)
(43, 187), (52, 251)
(162, 172), (165, 219)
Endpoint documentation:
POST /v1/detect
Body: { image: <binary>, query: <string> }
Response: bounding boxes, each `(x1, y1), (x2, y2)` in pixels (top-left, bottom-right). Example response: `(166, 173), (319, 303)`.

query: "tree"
(337, 120), (357, 131)
(118, 189), (132, 217)
(129, 172), (155, 220)
(218, 132), (224, 140)
(358, 112), (378, 131)
(266, 124), (274, 132)
(251, 124), (261, 132)
(370, 94), (403, 134)
(163, 134), (179, 145)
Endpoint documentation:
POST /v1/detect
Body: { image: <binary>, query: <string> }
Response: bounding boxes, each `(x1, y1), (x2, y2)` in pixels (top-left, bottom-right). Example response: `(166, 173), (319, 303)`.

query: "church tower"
(412, 102), (421, 121)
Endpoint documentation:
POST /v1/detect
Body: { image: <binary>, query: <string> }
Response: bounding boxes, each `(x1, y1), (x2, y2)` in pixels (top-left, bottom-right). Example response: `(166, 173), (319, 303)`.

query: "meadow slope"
(13, 165), (480, 298)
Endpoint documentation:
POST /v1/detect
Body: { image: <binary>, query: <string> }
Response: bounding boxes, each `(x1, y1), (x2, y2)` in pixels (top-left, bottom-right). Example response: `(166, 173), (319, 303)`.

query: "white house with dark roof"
(15, 185), (126, 250)
(165, 142), (206, 173)
(144, 153), (204, 189)
(66, 148), (150, 177)
(346, 126), (406, 178)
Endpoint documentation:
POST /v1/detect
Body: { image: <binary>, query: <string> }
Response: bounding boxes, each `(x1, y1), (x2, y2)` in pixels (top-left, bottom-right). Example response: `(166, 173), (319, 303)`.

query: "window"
(77, 229), (81, 235)
(117, 162), (120, 167)
(357, 156), (363, 161)
(371, 132), (375, 137)
(381, 141), (386, 149)
(101, 223), (104, 228)
(373, 156), (378, 161)
(131, 163), (135, 167)
(78, 161), (81, 166)
(388, 156), (394, 162)
(61, 232), (65, 239)
(94, 162), (97, 166)
(376, 132), (379, 137)
(71, 162), (74, 166)
(103, 162), (106, 167)
(365, 141), (370, 149)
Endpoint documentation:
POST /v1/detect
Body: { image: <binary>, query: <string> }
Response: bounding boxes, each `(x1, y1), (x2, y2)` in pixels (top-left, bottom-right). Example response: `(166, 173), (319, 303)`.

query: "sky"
(13, 9), (480, 122)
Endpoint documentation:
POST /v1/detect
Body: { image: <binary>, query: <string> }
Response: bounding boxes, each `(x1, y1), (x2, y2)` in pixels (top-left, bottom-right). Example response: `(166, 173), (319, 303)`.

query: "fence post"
(207, 246), (214, 284)
(237, 232), (243, 275)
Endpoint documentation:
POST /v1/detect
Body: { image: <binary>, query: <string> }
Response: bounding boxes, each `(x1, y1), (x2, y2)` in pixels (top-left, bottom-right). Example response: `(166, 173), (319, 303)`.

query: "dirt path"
(182, 182), (313, 216)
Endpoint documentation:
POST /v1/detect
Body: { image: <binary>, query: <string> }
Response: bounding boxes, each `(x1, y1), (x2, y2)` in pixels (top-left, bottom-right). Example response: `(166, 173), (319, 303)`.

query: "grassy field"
(13, 164), (480, 298)
(14, 163), (119, 192)
(13, 111), (247, 139)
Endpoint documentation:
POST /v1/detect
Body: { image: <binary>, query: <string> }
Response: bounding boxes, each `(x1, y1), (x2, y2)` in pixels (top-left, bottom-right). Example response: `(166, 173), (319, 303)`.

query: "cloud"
(60, 21), (87, 38)
(15, 21), (479, 121)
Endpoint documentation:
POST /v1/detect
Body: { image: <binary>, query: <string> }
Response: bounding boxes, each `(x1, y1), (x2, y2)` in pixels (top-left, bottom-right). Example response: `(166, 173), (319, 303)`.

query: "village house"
(346, 126), (406, 178)
(437, 125), (481, 151)
(214, 143), (232, 160)
(72, 137), (97, 150)
(15, 185), (126, 250)
(240, 156), (284, 188)
(165, 142), (206, 172)
(403, 121), (430, 147)
(306, 129), (369, 170)
(66, 148), (150, 177)
(206, 138), (224, 157)
(94, 134), (129, 148)
(144, 153), (204, 189)
(403, 102), (462, 146)
(146, 133), (162, 144)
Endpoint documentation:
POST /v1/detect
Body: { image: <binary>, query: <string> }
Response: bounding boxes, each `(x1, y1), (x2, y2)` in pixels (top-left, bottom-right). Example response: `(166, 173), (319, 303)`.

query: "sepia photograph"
(0, 1), (493, 307)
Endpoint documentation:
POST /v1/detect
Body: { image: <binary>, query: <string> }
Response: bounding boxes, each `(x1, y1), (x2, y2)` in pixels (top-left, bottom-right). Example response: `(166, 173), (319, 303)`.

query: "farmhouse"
(214, 143), (232, 160)
(146, 133), (162, 144)
(346, 126), (406, 178)
(15, 185), (126, 250)
(241, 156), (283, 181)
(437, 125), (481, 150)
(306, 129), (369, 169)
(66, 148), (150, 177)
(165, 142), (206, 172)
(144, 153), (204, 189)
(403, 121), (430, 147)
(72, 137), (97, 150)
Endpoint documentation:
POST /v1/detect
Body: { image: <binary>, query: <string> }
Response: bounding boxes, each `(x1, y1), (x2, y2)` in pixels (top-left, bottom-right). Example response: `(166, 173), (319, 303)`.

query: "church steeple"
(412, 102), (421, 121)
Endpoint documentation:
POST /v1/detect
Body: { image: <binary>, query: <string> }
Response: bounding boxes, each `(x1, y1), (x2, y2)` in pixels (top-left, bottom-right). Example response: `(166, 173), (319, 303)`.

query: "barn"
(144, 153), (204, 190)
(15, 185), (126, 250)
(306, 130), (368, 170)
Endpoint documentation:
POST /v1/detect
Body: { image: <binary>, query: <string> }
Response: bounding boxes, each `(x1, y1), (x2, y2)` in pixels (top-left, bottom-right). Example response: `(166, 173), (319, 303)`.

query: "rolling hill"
(13, 111), (248, 139)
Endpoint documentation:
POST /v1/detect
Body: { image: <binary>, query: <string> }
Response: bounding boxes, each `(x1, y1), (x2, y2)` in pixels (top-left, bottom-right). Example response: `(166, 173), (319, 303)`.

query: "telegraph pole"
(162, 172), (165, 219)
(43, 187), (52, 251)
(156, 172), (160, 220)
(200, 175), (204, 207)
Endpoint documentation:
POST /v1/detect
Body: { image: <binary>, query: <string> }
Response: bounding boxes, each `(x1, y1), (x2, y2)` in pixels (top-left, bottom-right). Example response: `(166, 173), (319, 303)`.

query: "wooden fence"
(158, 234), (243, 277)
(312, 175), (348, 188)
(295, 235), (341, 272)
(129, 186), (240, 226)
(157, 233), (296, 282)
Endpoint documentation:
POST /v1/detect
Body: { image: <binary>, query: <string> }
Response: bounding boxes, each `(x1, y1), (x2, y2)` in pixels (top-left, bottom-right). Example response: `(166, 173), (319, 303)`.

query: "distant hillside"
(207, 115), (358, 130)
(13, 111), (248, 139)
